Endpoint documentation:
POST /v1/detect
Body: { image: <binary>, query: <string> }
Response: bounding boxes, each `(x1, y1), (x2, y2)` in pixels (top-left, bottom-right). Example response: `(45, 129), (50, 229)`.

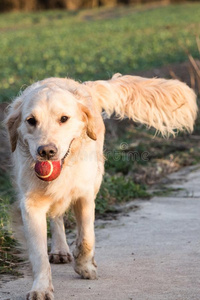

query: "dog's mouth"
(61, 139), (74, 166)
(34, 139), (74, 182)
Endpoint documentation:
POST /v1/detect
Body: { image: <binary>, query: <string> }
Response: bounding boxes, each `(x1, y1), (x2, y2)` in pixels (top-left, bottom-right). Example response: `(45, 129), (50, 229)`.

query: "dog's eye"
(60, 116), (69, 123)
(27, 117), (37, 126)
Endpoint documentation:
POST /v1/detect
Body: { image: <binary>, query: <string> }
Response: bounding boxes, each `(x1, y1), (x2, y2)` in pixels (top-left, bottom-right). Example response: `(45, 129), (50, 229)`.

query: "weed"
(96, 173), (150, 215)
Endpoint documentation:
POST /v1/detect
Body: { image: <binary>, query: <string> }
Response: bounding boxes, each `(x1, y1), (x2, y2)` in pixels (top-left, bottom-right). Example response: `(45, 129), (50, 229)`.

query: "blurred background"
(0, 0), (200, 274)
(0, 0), (200, 12)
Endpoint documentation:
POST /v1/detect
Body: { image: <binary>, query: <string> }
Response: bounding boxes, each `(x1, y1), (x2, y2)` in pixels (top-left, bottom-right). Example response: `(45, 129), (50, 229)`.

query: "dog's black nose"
(37, 144), (58, 160)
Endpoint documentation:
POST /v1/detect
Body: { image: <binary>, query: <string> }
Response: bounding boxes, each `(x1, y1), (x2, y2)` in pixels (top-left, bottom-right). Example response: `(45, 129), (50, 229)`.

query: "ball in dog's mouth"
(34, 160), (61, 181)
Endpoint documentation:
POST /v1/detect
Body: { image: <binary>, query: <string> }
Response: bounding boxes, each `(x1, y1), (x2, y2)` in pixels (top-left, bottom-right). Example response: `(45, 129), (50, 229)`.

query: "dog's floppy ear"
(78, 103), (97, 141)
(5, 97), (22, 152)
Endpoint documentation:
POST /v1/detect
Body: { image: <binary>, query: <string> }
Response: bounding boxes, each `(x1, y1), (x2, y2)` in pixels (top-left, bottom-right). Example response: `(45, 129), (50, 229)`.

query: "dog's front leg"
(21, 202), (54, 300)
(73, 197), (97, 279)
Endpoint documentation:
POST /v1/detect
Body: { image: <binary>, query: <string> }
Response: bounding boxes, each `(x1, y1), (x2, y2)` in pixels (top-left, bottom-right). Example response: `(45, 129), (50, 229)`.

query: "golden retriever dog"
(5, 74), (197, 300)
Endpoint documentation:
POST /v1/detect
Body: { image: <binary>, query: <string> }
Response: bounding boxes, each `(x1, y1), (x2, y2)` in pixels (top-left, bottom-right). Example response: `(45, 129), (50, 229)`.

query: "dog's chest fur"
(15, 138), (104, 217)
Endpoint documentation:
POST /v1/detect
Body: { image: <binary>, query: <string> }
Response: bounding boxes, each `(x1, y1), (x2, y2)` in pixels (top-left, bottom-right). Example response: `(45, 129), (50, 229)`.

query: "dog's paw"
(26, 290), (54, 300)
(74, 258), (98, 280)
(49, 251), (72, 264)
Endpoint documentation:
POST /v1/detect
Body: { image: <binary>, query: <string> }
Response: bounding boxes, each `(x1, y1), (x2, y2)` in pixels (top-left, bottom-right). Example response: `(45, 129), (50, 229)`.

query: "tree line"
(0, 0), (199, 12)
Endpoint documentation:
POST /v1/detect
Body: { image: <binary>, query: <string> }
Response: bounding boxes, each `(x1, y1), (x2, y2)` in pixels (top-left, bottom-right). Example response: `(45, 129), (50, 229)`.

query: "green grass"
(0, 3), (200, 102)
(0, 172), (21, 274)
(96, 174), (150, 215)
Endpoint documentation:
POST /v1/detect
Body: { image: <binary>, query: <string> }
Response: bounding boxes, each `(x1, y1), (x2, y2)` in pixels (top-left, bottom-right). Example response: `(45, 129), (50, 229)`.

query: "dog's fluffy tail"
(85, 73), (197, 136)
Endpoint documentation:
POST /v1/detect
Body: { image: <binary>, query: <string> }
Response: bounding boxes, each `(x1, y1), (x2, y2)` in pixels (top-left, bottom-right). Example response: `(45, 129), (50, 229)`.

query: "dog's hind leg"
(49, 215), (72, 264)
(73, 197), (97, 280)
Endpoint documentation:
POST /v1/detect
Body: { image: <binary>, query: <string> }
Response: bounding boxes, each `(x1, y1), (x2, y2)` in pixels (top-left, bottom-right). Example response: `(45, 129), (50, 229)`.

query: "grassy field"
(0, 2), (200, 274)
(0, 3), (200, 102)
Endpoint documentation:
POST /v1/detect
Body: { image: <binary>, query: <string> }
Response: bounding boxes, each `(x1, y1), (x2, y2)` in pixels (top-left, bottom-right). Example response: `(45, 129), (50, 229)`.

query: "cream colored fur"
(86, 73), (197, 136)
(5, 74), (197, 300)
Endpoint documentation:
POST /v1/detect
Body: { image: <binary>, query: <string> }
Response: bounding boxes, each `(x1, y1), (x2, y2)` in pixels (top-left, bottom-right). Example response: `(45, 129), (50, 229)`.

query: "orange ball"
(35, 160), (61, 181)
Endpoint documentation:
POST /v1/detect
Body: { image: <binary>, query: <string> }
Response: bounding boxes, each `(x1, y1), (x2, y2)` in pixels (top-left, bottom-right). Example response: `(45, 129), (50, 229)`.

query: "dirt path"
(1, 165), (200, 300)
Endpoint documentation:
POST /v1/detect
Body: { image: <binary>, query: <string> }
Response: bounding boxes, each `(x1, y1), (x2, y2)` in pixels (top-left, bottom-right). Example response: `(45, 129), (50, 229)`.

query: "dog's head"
(5, 78), (97, 162)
